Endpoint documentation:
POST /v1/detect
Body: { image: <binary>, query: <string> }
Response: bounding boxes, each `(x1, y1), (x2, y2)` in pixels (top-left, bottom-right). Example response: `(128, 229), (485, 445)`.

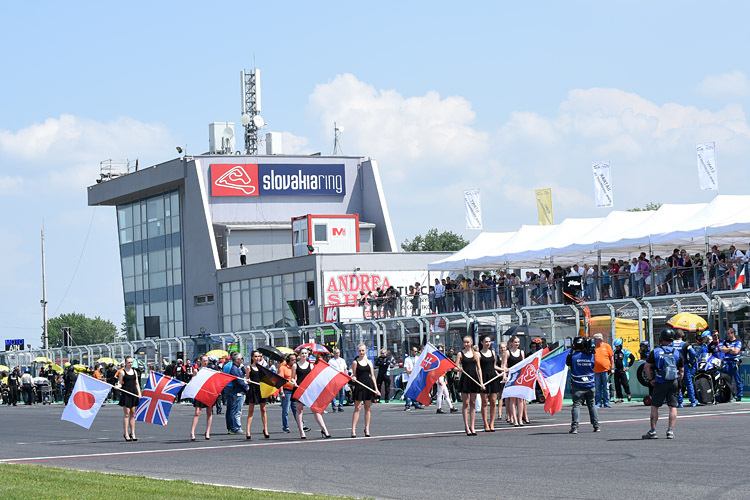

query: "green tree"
(46, 312), (119, 347)
(401, 228), (469, 252)
(121, 306), (138, 341)
(627, 202), (662, 212)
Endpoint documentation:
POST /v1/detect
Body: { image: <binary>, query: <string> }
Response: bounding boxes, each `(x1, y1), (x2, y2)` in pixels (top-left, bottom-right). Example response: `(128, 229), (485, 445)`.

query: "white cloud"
(0, 176), (23, 194)
(276, 131), (310, 155)
(696, 70), (749, 99)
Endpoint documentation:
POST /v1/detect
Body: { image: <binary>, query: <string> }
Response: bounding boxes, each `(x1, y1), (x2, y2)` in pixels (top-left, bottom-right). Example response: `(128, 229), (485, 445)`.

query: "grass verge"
(0, 464), (357, 500)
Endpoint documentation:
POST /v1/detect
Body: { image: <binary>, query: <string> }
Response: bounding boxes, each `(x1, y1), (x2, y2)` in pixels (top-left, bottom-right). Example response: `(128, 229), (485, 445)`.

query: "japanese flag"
(61, 374), (111, 429)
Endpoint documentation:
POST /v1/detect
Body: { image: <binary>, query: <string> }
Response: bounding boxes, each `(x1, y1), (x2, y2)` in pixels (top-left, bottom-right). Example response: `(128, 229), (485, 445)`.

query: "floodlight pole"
(41, 228), (49, 351)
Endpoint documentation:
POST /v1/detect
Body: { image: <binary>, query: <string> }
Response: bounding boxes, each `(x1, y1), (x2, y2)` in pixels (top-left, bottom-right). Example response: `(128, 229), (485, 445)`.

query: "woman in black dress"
(350, 344), (381, 437)
(502, 335), (525, 426)
(479, 335), (502, 432)
(455, 335), (483, 436)
(244, 350), (268, 440)
(292, 348), (330, 439)
(117, 356), (141, 441)
(190, 355), (213, 441)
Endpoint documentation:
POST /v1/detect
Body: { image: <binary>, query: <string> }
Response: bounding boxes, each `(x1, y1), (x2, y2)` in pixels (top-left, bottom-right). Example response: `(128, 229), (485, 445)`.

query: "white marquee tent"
(428, 195), (750, 271)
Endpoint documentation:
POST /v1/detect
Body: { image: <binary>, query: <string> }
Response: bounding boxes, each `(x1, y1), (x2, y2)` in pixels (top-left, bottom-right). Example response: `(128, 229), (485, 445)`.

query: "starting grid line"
(3, 408), (748, 464)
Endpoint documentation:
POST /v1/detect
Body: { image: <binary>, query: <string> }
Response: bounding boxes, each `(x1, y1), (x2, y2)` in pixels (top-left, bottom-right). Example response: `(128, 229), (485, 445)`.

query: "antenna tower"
(241, 68), (263, 155)
(332, 122), (343, 155)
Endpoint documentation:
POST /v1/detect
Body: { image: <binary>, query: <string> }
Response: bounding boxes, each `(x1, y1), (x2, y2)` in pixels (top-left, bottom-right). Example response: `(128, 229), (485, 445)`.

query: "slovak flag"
(404, 343), (457, 406)
(293, 359), (351, 414)
(501, 349), (544, 401)
(538, 347), (570, 415)
(61, 374), (111, 429)
(735, 267), (746, 290)
(182, 368), (235, 406)
(135, 372), (185, 426)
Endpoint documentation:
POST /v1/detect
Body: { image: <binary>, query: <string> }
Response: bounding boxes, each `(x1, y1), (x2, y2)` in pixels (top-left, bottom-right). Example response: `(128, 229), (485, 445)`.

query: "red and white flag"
(501, 350), (543, 401)
(61, 374), (111, 429)
(182, 368), (235, 406)
(293, 359), (351, 414)
(735, 267), (746, 290)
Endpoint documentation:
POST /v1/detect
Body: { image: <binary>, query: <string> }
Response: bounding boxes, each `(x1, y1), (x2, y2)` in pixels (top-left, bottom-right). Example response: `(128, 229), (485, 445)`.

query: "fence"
(3, 289), (749, 371)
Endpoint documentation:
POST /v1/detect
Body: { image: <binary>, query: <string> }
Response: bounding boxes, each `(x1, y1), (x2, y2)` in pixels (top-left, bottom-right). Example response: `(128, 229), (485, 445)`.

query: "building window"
(194, 294), (214, 305)
(313, 224), (327, 242)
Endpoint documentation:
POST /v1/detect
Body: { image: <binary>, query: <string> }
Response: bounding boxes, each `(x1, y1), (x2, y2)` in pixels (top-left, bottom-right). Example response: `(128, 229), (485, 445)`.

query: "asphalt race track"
(1, 400), (749, 499)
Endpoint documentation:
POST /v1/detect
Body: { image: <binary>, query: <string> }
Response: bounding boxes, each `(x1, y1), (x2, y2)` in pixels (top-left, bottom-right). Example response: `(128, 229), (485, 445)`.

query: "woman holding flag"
(244, 350), (269, 440)
(293, 347), (331, 439)
(190, 355), (213, 441)
(502, 336), (525, 427)
(350, 344), (380, 438)
(117, 356), (141, 442)
(455, 336), (483, 436)
(478, 335), (501, 432)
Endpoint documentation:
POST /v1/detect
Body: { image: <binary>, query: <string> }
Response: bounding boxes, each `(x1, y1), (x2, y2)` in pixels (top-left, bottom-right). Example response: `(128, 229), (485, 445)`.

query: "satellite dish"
(337, 125), (345, 133)
(241, 114), (251, 126)
(223, 127), (234, 139)
(252, 115), (265, 128)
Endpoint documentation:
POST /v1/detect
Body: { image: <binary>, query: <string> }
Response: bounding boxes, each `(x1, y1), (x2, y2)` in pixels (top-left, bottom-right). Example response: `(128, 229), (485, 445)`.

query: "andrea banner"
(592, 161), (613, 208)
(696, 142), (718, 191)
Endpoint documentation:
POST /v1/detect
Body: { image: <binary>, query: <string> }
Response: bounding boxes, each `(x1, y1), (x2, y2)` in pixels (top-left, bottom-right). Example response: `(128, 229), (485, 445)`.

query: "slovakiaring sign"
(211, 163), (346, 196)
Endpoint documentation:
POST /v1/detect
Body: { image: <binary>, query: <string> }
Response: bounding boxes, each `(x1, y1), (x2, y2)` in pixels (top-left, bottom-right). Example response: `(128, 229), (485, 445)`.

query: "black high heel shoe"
(130, 433), (138, 442)
(321, 431), (331, 439)
(364, 430), (370, 437)
(246, 435), (252, 440)
(263, 431), (269, 439)
(124, 434), (131, 442)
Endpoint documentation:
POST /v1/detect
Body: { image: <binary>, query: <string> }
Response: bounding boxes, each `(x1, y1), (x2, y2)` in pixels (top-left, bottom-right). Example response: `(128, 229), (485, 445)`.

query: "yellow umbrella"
(49, 364), (64, 374)
(277, 346), (295, 354)
(73, 364), (88, 374)
(667, 313), (708, 333)
(97, 357), (120, 366)
(206, 349), (229, 359)
(0, 365), (10, 373)
(34, 356), (54, 364)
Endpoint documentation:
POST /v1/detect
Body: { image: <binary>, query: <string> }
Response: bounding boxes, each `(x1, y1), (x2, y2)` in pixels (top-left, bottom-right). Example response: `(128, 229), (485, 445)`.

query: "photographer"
(566, 337), (600, 434)
(719, 327), (742, 402)
(642, 329), (684, 440)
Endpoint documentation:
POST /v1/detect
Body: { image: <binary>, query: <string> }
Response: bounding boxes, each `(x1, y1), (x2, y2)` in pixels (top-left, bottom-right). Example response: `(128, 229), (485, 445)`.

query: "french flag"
(538, 347), (570, 416)
(293, 359), (351, 414)
(404, 343), (456, 406)
(182, 368), (235, 406)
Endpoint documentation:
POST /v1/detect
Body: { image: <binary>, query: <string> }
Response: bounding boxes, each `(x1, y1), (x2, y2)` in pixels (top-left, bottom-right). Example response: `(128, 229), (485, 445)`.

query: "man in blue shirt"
(643, 329), (684, 439)
(566, 337), (600, 434)
(719, 327), (743, 402)
(224, 352), (248, 434)
(672, 330), (698, 407)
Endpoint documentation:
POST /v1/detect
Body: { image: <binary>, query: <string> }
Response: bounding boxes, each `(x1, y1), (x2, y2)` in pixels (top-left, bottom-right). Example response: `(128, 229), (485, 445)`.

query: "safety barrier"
(3, 289), (749, 370)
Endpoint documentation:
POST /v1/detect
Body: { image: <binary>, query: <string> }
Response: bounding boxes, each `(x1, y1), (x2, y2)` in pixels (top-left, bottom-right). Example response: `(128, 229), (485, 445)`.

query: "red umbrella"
(295, 343), (330, 355)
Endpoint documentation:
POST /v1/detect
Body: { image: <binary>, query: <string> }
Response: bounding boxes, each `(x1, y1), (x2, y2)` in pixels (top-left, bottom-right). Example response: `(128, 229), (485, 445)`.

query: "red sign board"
(211, 164), (259, 196)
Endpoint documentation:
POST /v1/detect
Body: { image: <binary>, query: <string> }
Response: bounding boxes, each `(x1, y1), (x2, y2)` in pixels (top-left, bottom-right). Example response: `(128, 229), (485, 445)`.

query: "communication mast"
(332, 122), (344, 155)
(241, 68), (265, 155)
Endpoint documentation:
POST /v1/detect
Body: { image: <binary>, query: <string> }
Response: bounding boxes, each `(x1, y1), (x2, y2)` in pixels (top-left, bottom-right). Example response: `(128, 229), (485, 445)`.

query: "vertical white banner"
(696, 142), (718, 191)
(464, 188), (482, 229)
(592, 161), (613, 208)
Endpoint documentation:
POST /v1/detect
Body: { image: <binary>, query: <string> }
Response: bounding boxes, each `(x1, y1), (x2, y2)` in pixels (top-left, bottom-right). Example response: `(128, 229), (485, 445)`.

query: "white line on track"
(3, 408), (748, 464)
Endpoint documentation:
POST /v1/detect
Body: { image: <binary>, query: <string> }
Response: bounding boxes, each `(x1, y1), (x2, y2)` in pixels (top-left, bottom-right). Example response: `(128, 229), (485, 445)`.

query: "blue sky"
(2, 1), (750, 347)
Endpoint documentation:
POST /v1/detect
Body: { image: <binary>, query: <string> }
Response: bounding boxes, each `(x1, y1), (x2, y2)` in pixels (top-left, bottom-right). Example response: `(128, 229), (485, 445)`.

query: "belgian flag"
(258, 365), (288, 399)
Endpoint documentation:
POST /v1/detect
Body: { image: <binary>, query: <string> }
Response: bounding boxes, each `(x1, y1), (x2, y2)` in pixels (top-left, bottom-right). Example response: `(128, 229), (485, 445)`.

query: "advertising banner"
(535, 188), (553, 225)
(464, 188), (482, 229)
(696, 142), (718, 191)
(211, 163), (345, 197)
(592, 161), (613, 208)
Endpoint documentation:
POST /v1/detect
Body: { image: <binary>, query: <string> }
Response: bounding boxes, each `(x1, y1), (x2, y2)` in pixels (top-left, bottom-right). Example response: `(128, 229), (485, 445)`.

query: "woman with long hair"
(244, 350), (269, 440)
(292, 347), (330, 439)
(496, 342), (508, 422)
(190, 355), (213, 441)
(478, 335), (502, 432)
(455, 335), (483, 435)
(117, 356), (141, 441)
(502, 336), (525, 426)
(350, 344), (380, 437)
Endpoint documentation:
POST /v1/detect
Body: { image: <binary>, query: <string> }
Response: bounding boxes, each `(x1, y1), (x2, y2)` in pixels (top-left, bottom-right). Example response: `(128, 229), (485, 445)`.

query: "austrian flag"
(135, 372), (184, 426)
(182, 368), (235, 406)
(293, 360), (351, 414)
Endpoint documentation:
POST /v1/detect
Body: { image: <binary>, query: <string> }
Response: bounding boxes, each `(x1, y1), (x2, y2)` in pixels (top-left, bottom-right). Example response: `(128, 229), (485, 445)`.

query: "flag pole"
(76, 373), (145, 399)
(350, 377), (379, 395)
(459, 371), (484, 389)
(483, 372), (504, 386)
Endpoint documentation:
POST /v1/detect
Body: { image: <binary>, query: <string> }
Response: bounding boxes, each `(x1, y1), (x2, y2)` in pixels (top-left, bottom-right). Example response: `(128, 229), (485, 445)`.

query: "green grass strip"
(0, 464), (358, 500)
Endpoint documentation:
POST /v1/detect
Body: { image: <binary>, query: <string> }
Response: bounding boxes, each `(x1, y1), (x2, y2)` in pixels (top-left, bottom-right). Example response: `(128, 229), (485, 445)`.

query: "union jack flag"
(135, 371), (184, 426)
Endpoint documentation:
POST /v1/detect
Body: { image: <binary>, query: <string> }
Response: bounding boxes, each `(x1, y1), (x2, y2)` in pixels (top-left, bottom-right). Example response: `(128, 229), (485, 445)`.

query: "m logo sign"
(211, 164), (259, 196)
(332, 227), (346, 236)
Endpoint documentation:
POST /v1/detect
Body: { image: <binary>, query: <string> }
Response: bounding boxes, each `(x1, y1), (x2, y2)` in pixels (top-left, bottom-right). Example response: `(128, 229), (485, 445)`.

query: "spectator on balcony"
(434, 278), (446, 313)
(681, 251), (694, 291)
(667, 248), (681, 294)
(652, 255), (667, 295)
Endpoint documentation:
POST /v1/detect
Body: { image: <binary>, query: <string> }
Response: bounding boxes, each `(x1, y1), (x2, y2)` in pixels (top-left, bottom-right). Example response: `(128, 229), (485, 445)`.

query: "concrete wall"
(227, 229), (293, 267)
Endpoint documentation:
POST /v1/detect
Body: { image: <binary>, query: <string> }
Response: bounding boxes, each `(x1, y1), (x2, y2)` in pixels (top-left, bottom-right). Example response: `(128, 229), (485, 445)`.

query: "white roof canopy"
(428, 195), (750, 271)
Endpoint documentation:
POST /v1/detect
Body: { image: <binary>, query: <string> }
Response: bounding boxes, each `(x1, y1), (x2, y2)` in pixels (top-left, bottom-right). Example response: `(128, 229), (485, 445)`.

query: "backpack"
(656, 347), (678, 381)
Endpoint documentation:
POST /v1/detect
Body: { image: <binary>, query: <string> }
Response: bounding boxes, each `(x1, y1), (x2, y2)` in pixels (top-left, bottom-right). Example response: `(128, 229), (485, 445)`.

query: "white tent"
(428, 231), (516, 271)
(429, 195), (750, 271)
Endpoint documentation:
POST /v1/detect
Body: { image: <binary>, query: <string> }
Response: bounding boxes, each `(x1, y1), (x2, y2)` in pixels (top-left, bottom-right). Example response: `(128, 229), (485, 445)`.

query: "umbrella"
(503, 325), (547, 337)
(667, 313), (708, 333)
(258, 346), (285, 362)
(0, 364), (10, 373)
(33, 377), (49, 384)
(73, 364), (88, 373)
(295, 343), (330, 355)
(206, 349), (229, 359)
(277, 346), (295, 354)
(48, 364), (64, 374)
(34, 356), (54, 364)
(97, 357), (120, 366)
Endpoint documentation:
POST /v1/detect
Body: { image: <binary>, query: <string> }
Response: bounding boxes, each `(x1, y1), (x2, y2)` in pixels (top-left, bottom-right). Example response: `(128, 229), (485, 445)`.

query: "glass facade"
(220, 271), (314, 331)
(117, 190), (183, 339)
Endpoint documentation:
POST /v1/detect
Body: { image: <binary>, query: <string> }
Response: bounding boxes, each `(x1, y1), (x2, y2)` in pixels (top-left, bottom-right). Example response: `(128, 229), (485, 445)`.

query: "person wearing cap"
(612, 338), (635, 403)
(593, 334), (614, 408)
(643, 329), (684, 439)
(21, 368), (34, 405)
(719, 327), (743, 402)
